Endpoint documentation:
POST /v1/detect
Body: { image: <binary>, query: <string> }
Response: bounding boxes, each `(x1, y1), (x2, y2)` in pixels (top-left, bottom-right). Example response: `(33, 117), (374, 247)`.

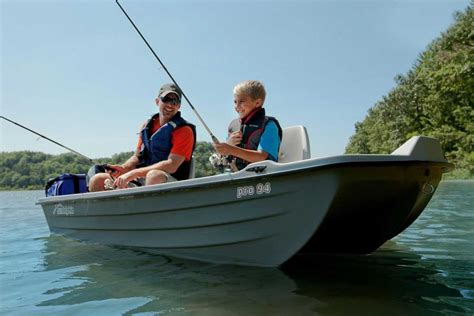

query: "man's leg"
(145, 170), (176, 185)
(88, 173), (113, 192)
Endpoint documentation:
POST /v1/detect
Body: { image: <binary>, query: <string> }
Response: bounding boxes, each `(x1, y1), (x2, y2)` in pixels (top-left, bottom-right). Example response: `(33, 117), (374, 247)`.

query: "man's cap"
(159, 83), (182, 101)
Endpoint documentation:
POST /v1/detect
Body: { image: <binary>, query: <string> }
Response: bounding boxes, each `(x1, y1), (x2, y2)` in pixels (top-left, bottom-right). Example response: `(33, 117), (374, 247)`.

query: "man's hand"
(113, 169), (139, 189)
(105, 164), (125, 178)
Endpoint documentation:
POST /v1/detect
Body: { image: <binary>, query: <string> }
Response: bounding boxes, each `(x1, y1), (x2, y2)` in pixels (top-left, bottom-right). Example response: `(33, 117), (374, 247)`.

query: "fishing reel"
(209, 153), (237, 172)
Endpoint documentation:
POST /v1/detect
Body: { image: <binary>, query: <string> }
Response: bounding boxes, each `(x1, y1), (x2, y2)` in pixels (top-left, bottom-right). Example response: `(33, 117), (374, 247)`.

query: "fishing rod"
(115, 0), (219, 144)
(0, 115), (96, 164)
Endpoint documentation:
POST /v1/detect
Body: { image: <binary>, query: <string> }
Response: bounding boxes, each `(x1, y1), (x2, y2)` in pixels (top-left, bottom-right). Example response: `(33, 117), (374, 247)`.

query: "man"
(88, 83), (196, 191)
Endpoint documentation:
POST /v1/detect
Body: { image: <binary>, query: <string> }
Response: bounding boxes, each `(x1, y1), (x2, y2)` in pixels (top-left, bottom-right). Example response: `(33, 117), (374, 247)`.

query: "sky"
(1, 0), (470, 159)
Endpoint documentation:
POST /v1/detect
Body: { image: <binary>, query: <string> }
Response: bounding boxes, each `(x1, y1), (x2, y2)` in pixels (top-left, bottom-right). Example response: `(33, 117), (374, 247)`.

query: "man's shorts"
(134, 172), (177, 186)
(103, 172), (177, 190)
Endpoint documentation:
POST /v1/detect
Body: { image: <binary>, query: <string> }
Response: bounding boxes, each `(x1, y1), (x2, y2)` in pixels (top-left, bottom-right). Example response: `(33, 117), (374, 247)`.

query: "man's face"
(234, 94), (262, 119)
(157, 93), (181, 120)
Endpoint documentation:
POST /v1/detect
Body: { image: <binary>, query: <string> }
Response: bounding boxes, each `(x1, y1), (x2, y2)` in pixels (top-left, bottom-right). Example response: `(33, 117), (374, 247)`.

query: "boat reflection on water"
(37, 236), (466, 315)
(283, 245), (467, 315)
(38, 236), (321, 314)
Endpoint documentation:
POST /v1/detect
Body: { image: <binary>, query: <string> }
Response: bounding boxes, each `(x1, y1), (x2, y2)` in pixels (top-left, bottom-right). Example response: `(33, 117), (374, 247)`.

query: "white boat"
(37, 126), (453, 267)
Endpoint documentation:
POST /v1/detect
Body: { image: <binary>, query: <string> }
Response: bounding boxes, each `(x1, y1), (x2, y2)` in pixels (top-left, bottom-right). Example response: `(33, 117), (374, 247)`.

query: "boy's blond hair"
(233, 80), (266, 103)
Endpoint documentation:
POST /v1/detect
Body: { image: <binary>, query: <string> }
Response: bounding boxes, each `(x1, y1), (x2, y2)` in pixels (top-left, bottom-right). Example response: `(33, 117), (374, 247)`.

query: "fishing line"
(1, 115), (96, 164)
(115, 0), (219, 143)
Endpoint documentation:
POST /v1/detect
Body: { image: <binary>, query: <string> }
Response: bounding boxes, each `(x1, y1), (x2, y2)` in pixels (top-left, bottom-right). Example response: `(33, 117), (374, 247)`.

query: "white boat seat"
(278, 126), (311, 163)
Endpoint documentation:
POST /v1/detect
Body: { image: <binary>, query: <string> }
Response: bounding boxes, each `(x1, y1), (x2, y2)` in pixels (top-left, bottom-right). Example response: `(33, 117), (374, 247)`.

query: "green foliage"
(345, 5), (473, 178)
(194, 142), (219, 178)
(0, 151), (91, 190)
(0, 141), (219, 190)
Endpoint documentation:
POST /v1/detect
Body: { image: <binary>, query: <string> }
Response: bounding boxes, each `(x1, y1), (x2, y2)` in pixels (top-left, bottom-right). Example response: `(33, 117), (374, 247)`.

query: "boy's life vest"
(138, 112), (196, 180)
(227, 108), (282, 171)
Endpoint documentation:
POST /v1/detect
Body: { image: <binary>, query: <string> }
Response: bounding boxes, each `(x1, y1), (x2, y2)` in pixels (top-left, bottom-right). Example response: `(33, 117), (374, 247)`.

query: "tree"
(0, 141), (219, 190)
(345, 5), (473, 179)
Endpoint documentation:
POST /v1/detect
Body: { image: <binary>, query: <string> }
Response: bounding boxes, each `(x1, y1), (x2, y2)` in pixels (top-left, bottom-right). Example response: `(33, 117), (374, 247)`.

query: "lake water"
(0, 181), (473, 315)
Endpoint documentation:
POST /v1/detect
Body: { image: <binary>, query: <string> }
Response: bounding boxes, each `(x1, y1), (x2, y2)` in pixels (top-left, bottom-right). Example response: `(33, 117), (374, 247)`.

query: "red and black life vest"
(227, 108), (282, 170)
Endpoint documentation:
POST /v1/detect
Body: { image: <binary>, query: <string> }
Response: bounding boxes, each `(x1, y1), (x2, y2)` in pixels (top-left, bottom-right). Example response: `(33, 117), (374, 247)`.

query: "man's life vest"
(227, 108), (282, 171)
(138, 112), (196, 180)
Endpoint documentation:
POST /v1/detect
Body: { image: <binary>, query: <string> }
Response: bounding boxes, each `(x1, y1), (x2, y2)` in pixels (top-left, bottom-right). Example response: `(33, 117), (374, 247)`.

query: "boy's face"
(234, 94), (262, 119)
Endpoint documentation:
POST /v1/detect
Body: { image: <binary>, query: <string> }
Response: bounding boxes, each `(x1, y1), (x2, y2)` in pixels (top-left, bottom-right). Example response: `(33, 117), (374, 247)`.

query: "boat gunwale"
(37, 156), (453, 206)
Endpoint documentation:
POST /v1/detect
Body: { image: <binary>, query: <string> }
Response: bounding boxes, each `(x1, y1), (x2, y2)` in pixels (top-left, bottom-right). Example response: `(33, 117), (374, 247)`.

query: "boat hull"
(39, 159), (449, 267)
(299, 162), (444, 255)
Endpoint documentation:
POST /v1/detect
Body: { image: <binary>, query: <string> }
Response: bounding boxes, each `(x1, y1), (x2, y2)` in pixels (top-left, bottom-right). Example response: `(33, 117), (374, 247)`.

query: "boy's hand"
(227, 131), (242, 146)
(214, 142), (235, 156)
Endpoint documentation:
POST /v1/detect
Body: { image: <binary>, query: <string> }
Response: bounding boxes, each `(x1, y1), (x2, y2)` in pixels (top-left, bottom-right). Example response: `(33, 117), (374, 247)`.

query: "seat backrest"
(278, 126), (311, 163)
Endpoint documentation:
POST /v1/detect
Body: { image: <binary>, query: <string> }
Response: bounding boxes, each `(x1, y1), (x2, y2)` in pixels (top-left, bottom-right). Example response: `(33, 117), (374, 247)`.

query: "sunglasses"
(160, 95), (181, 106)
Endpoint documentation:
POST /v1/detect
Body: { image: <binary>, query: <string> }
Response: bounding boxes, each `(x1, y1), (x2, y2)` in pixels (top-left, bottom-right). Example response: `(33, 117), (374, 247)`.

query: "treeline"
(0, 142), (218, 190)
(345, 5), (473, 179)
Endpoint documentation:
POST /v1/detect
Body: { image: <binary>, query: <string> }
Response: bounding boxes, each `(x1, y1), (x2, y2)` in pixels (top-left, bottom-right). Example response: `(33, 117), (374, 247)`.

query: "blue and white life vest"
(138, 112), (196, 180)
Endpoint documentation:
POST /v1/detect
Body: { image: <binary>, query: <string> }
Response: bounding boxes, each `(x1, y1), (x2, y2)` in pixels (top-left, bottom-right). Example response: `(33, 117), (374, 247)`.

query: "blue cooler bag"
(45, 173), (88, 197)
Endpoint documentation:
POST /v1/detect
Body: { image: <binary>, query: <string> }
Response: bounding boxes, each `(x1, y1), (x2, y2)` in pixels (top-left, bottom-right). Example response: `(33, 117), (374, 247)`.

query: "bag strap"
(45, 176), (58, 196)
(73, 174), (80, 193)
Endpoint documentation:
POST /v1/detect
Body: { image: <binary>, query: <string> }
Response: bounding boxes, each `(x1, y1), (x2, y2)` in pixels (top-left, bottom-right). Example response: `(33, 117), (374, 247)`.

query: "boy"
(214, 80), (282, 171)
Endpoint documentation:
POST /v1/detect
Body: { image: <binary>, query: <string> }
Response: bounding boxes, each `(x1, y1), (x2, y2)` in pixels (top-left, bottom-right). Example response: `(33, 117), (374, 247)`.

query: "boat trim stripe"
(46, 191), (291, 217)
(50, 210), (287, 231)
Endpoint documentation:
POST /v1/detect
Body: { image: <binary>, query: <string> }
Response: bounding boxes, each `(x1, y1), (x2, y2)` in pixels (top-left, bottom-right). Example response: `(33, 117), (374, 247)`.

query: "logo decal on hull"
(421, 183), (435, 194)
(237, 182), (271, 199)
(52, 203), (75, 216)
